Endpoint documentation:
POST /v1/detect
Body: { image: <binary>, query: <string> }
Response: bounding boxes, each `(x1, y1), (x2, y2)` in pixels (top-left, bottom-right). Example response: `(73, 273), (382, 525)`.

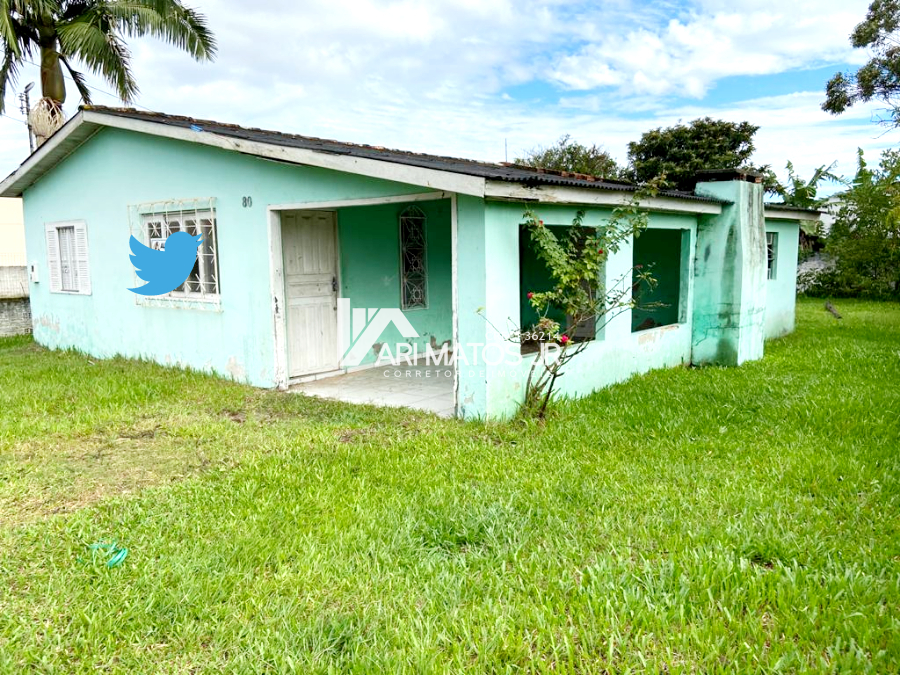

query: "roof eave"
(0, 109), (489, 199)
(484, 180), (724, 215)
(0, 111), (102, 197)
(763, 204), (823, 221)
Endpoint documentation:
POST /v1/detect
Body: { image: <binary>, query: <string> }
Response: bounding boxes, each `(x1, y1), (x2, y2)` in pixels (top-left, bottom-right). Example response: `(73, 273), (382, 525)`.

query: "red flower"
(539, 220), (544, 225)
(559, 335), (570, 345)
(527, 292), (534, 299)
(598, 248), (604, 255)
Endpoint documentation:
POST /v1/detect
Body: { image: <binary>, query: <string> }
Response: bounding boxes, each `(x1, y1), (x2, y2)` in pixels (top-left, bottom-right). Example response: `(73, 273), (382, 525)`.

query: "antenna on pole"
(505, 138), (508, 163)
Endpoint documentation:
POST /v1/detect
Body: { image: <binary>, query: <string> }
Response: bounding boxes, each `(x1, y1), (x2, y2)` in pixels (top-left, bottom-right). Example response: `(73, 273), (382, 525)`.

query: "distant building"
(0, 197), (30, 335)
(0, 198), (25, 265)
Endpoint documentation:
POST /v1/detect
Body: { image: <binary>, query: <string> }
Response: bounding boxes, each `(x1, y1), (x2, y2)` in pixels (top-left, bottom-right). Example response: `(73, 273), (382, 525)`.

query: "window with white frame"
(766, 232), (778, 280)
(399, 206), (427, 309)
(44, 220), (91, 295)
(140, 207), (219, 298)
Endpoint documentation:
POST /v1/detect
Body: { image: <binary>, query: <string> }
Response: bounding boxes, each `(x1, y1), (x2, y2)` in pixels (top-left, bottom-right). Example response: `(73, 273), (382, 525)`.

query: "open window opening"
(518, 224), (600, 353)
(631, 229), (686, 332)
(766, 232), (778, 280)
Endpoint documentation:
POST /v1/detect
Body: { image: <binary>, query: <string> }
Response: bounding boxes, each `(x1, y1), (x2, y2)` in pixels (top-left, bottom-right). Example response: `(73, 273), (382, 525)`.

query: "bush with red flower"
(510, 183), (661, 417)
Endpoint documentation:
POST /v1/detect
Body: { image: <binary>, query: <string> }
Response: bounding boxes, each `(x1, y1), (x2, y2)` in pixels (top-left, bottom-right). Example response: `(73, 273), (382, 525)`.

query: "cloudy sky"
(0, 0), (893, 190)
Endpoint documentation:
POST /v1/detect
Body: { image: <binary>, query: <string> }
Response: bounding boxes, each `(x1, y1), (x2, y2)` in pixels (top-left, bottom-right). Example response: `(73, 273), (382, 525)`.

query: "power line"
(1, 112), (27, 125)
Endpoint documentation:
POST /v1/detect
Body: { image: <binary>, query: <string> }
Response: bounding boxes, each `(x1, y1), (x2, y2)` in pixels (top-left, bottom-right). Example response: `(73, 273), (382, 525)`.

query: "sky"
(0, 0), (895, 192)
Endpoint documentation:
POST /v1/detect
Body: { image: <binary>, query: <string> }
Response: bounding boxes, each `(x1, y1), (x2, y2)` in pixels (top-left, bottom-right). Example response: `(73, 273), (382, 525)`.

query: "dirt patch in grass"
(0, 429), (236, 524)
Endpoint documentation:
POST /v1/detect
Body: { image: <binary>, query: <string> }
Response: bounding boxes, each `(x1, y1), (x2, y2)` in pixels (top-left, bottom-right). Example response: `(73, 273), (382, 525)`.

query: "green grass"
(0, 298), (898, 673)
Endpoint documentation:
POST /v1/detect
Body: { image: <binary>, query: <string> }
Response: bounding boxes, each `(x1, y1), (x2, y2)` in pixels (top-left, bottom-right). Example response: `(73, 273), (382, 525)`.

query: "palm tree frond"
(57, 12), (138, 102)
(101, 0), (216, 60)
(0, 44), (21, 113)
(0, 1), (20, 57)
(59, 52), (91, 104)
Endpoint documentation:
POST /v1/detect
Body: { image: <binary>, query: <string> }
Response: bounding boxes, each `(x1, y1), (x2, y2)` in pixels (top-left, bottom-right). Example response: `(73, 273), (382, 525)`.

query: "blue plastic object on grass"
(87, 541), (129, 568)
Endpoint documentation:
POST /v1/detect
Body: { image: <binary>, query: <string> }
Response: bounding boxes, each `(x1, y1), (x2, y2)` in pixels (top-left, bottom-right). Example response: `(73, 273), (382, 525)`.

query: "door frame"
(279, 209), (341, 381)
(267, 192), (453, 390)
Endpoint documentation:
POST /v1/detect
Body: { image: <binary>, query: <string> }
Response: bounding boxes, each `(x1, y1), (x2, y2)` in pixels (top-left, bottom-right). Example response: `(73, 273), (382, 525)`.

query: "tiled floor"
(290, 364), (455, 417)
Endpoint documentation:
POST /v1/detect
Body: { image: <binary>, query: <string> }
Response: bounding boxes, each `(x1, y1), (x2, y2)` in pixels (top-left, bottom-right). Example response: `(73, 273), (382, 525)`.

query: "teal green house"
(0, 107), (818, 419)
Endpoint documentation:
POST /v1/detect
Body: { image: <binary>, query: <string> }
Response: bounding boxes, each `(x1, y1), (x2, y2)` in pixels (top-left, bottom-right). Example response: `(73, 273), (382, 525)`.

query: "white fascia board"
(83, 111), (486, 197)
(763, 207), (821, 222)
(484, 180), (723, 215)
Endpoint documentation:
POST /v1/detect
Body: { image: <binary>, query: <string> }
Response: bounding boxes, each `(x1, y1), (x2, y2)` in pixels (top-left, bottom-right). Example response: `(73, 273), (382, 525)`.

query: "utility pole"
(18, 82), (35, 153)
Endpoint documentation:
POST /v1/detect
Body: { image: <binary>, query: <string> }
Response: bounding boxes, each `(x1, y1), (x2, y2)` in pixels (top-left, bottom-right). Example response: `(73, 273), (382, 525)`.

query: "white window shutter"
(44, 223), (62, 293)
(73, 221), (91, 295)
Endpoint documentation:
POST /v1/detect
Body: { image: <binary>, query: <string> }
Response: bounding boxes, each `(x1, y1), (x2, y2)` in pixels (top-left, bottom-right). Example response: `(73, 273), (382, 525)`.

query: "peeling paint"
(36, 314), (60, 332)
(226, 356), (247, 382)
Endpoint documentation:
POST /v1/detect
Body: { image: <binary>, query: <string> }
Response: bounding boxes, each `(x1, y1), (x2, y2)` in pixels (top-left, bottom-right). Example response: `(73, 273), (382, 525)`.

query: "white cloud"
(550, 0), (872, 96)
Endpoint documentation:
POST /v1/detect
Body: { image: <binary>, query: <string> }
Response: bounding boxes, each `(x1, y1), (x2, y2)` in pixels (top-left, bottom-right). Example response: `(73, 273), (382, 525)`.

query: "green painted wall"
(336, 199), (452, 365)
(22, 128), (429, 387)
(455, 195), (488, 418)
(763, 218), (801, 339)
(692, 179), (767, 366)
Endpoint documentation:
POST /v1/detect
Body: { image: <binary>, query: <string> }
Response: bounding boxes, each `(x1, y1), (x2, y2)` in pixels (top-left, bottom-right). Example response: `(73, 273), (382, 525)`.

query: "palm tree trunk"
(38, 33), (66, 105)
(31, 30), (67, 146)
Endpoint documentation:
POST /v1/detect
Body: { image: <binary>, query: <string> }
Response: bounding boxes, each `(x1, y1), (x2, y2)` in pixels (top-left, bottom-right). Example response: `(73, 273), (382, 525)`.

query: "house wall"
(336, 199), (453, 366)
(455, 201), (698, 420)
(763, 218), (801, 339)
(22, 128), (429, 386)
(692, 179), (767, 366)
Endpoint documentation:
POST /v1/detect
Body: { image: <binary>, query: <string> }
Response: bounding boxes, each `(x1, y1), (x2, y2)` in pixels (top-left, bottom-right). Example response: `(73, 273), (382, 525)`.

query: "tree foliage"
(0, 0), (216, 114)
(805, 149), (900, 299)
(626, 117), (764, 191)
(771, 161), (843, 209)
(515, 134), (625, 180)
(823, 0), (900, 126)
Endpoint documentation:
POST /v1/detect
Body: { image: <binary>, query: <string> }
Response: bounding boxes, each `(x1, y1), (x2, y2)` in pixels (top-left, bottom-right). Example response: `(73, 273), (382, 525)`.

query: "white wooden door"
(282, 211), (339, 377)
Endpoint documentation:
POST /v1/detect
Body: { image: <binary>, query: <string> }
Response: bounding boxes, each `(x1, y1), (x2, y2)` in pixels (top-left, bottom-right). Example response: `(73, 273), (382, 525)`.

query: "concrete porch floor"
(290, 364), (455, 417)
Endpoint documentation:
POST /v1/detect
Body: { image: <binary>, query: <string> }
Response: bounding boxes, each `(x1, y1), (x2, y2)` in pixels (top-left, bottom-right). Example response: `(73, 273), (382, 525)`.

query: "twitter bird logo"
(128, 231), (203, 296)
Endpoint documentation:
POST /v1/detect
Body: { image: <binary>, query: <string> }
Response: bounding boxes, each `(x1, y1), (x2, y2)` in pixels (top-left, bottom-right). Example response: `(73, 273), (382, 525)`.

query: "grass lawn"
(0, 298), (898, 673)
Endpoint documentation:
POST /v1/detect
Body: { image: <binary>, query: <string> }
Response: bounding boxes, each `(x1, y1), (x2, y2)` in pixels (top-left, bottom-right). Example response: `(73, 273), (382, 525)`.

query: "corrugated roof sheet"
(81, 106), (725, 204)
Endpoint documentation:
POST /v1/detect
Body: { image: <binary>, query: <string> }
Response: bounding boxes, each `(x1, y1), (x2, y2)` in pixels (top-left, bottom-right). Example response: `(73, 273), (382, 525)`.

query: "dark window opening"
(519, 224), (598, 353)
(632, 229), (684, 332)
(766, 232), (778, 280)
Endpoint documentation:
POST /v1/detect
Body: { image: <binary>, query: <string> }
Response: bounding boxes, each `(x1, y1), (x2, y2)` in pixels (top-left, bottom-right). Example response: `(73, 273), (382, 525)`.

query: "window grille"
(399, 206), (427, 309)
(137, 200), (219, 299)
